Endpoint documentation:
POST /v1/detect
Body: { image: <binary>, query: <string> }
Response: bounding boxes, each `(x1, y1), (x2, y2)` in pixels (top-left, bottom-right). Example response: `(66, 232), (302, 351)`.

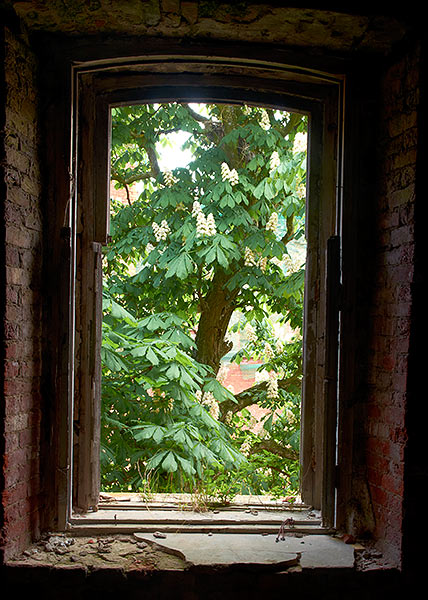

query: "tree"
(101, 102), (307, 496)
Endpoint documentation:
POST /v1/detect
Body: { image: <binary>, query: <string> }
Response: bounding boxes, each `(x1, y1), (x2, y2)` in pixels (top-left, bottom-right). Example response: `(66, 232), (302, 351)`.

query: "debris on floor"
(9, 533), (188, 572)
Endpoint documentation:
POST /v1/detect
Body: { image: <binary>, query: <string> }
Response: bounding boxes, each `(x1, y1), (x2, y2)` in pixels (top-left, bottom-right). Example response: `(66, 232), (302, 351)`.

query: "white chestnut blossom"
(244, 246), (257, 266)
(224, 411), (233, 425)
(259, 109), (270, 130)
(275, 339), (284, 354)
(146, 242), (155, 255)
(296, 183), (306, 200)
(196, 390), (220, 420)
(192, 200), (202, 217)
(221, 162), (239, 186)
(221, 162), (230, 181)
(240, 438), (252, 455)
(217, 364), (229, 385)
(163, 170), (178, 187)
(206, 213), (217, 236)
(266, 212), (278, 232)
(264, 342), (274, 361)
(193, 201), (216, 237)
(208, 401), (219, 420)
(293, 132), (307, 154)
(152, 219), (170, 241)
(258, 256), (268, 272)
(270, 151), (280, 171)
(271, 256), (283, 267)
(196, 211), (216, 237)
(228, 168), (239, 186)
(267, 372), (279, 399)
(244, 322), (257, 342)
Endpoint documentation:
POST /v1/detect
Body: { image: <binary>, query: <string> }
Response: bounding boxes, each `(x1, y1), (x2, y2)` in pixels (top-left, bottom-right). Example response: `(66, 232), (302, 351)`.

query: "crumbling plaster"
(7, 1), (412, 55)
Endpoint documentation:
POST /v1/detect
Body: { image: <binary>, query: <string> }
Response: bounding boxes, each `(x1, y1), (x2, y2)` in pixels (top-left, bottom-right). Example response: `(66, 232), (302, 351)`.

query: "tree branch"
(111, 169), (157, 186)
(280, 214), (295, 246)
(219, 370), (302, 419)
(271, 112), (303, 139)
(249, 439), (298, 462)
(180, 103), (225, 146)
(180, 103), (211, 123)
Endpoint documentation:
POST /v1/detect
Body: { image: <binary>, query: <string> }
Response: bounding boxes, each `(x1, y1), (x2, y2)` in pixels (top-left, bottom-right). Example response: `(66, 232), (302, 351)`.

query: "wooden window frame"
(62, 56), (344, 530)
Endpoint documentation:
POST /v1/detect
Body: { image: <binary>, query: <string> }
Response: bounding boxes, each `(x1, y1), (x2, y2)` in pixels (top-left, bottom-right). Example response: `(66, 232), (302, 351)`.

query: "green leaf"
(146, 347), (159, 365)
(253, 179), (265, 199)
(101, 347), (128, 372)
(264, 180), (275, 200)
(263, 413), (274, 432)
(216, 246), (229, 268)
(146, 450), (168, 471)
(162, 451), (178, 473)
(165, 362), (180, 380)
(165, 252), (194, 279)
(176, 455), (196, 475)
(133, 424), (166, 443)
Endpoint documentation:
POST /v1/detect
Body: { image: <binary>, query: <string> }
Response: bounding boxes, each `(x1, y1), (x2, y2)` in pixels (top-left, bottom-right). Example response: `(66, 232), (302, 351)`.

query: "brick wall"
(363, 45), (420, 564)
(1, 25), (43, 562)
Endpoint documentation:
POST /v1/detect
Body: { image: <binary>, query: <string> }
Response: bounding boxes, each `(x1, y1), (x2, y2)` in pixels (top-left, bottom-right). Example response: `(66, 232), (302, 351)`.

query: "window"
(64, 57), (343, 531)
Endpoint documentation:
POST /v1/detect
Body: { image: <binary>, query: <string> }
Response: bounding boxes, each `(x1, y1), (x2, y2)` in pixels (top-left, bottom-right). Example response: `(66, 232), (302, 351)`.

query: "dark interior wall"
(0, 1), (426, 590)
(1, 23), (43, 562)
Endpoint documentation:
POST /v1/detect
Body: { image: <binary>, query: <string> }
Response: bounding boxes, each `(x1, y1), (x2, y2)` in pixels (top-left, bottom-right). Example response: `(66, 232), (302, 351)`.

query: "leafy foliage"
(101, 102), (307, 498)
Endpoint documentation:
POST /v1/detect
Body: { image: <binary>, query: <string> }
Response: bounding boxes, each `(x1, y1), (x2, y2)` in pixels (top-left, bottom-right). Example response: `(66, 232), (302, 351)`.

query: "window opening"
(98, 102), (308, 513)
(69, 69), (342, 537)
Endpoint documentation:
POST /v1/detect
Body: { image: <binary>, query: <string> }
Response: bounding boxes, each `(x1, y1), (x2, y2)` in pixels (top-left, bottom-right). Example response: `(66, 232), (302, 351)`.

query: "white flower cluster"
(264, 342), (274, 361)
(191, 200), (202, 217)
(244, 246), (257, 266)
(217, 364), (229, 385)
(283, 252), (305, 275)
(255, 368), (270, 383)
(267, 371), (279, 399)
(192, 201), (216, 237)
(259, 256), (268, 272)
(244, 248), (268, 272)
(244, 322), (257, 342)
(259, 109), (270, 130)
(196, 389), (219, 419)
(152, 220), (170, 241)
(146, 242), (155, 255)
(296, 183), (306, 200)
(266, 212), (278, 232)
(224, 411), (233, 425)
(240, 438), (252, 455)
(275, 339), (284, 354)
(270, 151), (280, 171)
(221, 162), (239, 186)
(285, 407), (297, 424)
(163, 170), (178, 187)
(293, 132), (307, 154)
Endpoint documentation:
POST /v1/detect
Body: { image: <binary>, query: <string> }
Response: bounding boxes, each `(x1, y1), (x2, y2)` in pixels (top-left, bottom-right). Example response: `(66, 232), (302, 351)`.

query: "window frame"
(63, 57), (344, 530)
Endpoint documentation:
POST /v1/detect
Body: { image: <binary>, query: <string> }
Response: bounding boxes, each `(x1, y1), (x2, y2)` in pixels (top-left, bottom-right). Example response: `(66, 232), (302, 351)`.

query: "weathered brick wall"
(363, 45), (420, 565)
(1, 25), (43, 562)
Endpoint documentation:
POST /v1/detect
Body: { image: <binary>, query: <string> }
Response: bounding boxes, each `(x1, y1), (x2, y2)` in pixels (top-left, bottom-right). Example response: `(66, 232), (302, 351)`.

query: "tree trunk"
(194, 273), (238, 374)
